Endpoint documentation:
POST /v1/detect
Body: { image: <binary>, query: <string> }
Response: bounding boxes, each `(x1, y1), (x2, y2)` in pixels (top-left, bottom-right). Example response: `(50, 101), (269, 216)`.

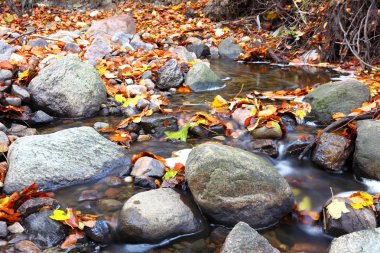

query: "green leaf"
(165, 123), (191, 142)
(163, 170), (178, 181)
(115, 94), (126, 104)
(50, 209), (71, 221)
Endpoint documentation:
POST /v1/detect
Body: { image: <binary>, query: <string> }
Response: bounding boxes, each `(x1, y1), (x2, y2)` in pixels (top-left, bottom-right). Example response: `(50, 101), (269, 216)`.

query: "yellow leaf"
(115, 94), (126, 104)
(295, 109), (307, 120)
(49, 209), (71, 221)
(298, 196), (312, 211)
(0, 197), (9, 206)
(349, 192), (373, 210)
(258, 106), (277, 117)
(97, 66), (107, 76)
(211, 95), (227, 109)
(332, 112), (346, 120)
(326, 198), (350, 219)
(18, 69), (29, 81)
(4, 14), (14, 23)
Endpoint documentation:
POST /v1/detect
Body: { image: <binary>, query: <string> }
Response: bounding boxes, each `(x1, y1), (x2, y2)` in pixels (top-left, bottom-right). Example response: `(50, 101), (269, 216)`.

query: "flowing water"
(37, 60), (375, 253)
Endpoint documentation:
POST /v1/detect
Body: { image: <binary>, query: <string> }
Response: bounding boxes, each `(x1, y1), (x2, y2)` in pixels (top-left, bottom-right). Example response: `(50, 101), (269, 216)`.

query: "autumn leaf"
(211, 95), (228, 109)
(298, 196), (312, 211)
(50, 209), (71, 221)
(4, 13), (14, 23)
(349, 192), (374, 210)
(165, 123), (191, 142)
(61, 229), (85, 249)
(326, 198), (350, 219)
(163, 170), (178, 181)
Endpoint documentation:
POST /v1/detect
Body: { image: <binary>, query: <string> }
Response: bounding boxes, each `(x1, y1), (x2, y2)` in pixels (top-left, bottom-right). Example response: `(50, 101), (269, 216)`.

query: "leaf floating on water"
(349, 191), (374, 210)
(326, 198), (350, 219)
(298, 196), (312, 211)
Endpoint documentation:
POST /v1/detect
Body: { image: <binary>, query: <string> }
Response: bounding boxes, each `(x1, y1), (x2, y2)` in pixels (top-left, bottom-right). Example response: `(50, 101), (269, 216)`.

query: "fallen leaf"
(326, 198), (350, 219)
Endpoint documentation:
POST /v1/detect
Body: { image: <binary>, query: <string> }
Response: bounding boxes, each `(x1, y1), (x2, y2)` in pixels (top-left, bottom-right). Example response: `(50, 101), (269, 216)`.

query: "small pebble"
(137, 134), (152, 142)
(8, 222), (24, 234)
(124, 176), (133, 183)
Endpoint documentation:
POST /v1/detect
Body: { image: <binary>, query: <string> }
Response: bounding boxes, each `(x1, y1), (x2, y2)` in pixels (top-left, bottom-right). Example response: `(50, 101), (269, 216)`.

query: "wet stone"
(131, 157), (165, 178)
(8, 124), (37, 137)
(210, 226), (230, 245)
(99, 176), (123, 187)
(30, 110), (54, 125)
(84, 220), (111, 244)
(93, 122), (110, 130)
(78, 190), (103, 202)
(312, 133), (353, 172)
(23, 210), (68, 248)
(134, 176), (158, 189)
(250, 139), (278, 157)
(17, 197), (60, 217)
(322, 197), (377, 237)
(97, 199), (123, 212)
(14, 240), (41, 253)
(140, 114), (178, 136)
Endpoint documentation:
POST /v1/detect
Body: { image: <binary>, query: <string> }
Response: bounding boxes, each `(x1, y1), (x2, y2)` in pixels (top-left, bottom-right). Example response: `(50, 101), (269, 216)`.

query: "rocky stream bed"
(1, 4), (380, 253)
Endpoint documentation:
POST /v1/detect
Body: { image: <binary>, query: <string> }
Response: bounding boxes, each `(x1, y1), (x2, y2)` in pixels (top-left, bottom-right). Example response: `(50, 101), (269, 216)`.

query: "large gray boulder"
(353, 120), (380, 180)
(118, 188), (205, 243)
(218, 38), (243, 59)
(186, 144), (294, 229)
(185, 62), (224, 92)
(221, 222), (279, 253)
(29, 56), (107, 118)
(304, 79), (370, 123)
(328, 228), (380, 253)
(4, 127), (130, 193)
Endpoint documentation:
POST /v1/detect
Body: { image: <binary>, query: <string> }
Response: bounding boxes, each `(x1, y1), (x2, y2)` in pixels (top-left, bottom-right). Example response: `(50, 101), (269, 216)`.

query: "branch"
(298, 108), (380, 160)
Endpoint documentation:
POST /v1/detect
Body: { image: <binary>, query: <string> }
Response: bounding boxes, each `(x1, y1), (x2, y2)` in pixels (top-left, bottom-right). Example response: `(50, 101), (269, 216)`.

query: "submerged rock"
(185, 62), (224, 92)
(186, 144), (294, 229)
(322, 197), (376, 237)
(353, 120), (380, 180)
(14, 240), (41, 253)
(140, 114), (178, 136)
(84, 220), (111, 244)
(328, 227), (380, 253)
(312, 133), (353, 172)
(23, 210), (68, 248)
(218, 38), (243, 59)
(221, 222), (279, 253)
(28, 55), (107, 118)
(304, 79), (370, 124)
(5, 127), (130, 193)
(118, 188), (205, 243)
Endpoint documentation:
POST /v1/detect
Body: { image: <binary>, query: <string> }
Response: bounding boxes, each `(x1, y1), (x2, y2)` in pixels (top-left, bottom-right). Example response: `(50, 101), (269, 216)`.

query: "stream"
(36, 59), (376, 253)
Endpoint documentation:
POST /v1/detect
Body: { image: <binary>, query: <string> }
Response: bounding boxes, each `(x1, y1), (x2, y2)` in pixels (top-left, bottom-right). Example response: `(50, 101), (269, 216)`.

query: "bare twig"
(298, 108), (380, 159)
